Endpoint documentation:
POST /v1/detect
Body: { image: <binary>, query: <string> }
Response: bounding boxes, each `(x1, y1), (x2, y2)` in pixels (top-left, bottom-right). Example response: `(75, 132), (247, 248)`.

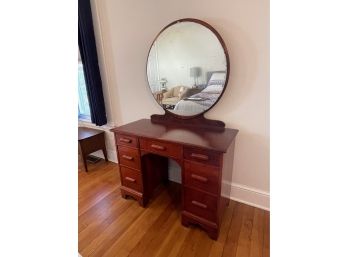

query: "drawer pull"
(122, 155), (134, 161)
(191, 153), (209, 161)
(191, 200), (207, 209)
(125, 176), (136, 183)
(191, 174), (208, 183)
(120, 138), (131, 143)
(151, 144), (166, 151)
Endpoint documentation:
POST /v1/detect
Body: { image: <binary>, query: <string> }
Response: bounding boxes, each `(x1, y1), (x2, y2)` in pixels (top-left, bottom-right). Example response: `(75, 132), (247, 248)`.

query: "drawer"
(116, 133), (138, 148)
(140, 138), (182, 159)
(118, 145), (141, 170)
(184, 161), (219, 195)
(183, 187), (218, 222)
(184, 147), (222, 167)
(120, 166), (143, 192)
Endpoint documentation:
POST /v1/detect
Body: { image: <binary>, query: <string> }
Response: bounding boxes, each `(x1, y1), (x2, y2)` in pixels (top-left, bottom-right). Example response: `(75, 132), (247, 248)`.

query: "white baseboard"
(223, 181), (270, 211)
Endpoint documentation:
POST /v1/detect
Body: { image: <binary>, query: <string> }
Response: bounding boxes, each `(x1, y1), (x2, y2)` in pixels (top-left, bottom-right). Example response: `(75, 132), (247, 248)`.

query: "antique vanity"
(111, 18), (238, 240)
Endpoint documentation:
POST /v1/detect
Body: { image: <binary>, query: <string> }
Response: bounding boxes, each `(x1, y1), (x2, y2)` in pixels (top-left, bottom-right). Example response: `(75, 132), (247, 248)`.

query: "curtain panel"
(78, 0), (107, 126)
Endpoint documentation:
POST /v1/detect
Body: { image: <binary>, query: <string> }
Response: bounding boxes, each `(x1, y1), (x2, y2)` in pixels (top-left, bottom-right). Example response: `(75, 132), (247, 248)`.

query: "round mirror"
(147, 18), (229, 118)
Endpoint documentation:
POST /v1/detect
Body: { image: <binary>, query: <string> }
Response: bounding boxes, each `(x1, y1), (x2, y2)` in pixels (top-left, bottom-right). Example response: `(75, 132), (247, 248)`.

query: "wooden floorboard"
(78, 160), (270, 257)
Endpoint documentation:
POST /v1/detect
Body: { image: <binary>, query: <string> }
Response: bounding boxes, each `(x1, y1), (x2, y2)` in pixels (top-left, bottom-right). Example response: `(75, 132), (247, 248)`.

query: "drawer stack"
(182, 146), (223, 239)
(115, 133), (145, 206)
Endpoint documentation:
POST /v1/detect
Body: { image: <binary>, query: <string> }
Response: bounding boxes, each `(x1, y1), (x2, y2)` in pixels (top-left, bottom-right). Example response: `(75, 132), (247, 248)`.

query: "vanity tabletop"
(111, 119), (238, 153)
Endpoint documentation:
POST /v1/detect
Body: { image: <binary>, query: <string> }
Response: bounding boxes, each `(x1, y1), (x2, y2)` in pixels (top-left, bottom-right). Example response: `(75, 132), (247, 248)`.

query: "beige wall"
(89, 0), (269, 209)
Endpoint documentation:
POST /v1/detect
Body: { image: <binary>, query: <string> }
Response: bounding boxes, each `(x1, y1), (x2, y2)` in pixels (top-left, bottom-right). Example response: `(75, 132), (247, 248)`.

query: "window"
(78, 50), (91, 120)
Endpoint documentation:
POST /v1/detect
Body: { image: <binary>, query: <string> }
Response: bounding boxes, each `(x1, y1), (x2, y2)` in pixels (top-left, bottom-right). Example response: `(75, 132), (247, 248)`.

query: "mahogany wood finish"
(112, 119), (237, 152)
(151, 113), (226, 131)
(141, 153), (168, 205)
(120, 166), (143, 192)
(184, 160), (219, 195)
(115, 133), (139, 148)
(111, 119), (238, 239)
(184, 146), (222, 166)
(78, 160), (270, 257)
(117, 145), (141, 170)
(140, 138), (183, 159)
(183, 187), (218, 222)
(78, 126), (108, 172)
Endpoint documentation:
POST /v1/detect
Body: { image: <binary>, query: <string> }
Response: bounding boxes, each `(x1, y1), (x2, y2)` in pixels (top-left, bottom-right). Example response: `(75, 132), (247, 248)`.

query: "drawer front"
(183, 187), (218, 222)
(140, 138), (182, 159)
(118, 145), (141, 170)
(184, 161), (219, 195)
(184, 147), (222, 167)
(120, 166), (143, 192)
(116, 133), (138, 148)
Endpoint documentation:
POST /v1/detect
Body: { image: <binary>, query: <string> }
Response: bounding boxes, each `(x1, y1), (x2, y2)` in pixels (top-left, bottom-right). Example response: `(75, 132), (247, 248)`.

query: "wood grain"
(111, 119), (238, 152)
(78, 160), (270, 257)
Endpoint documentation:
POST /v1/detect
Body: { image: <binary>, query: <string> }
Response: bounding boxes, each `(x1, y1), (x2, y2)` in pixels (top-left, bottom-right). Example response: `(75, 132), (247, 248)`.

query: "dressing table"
(111, 18), (238, 239)
(111, 119), (237, 239)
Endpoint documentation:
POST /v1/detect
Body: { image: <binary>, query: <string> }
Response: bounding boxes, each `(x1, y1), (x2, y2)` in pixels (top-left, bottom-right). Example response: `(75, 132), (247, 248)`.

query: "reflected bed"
(171, 71), (226, 116)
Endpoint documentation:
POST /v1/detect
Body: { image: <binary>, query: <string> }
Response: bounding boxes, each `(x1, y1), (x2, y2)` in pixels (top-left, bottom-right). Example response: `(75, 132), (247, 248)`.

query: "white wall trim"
(78, 118), (114, 130)
(223, 181), (270, 211)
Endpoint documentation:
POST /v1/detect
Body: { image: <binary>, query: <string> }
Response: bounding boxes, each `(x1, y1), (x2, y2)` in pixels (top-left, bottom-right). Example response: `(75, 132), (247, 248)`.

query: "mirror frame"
(146, 18), (230, 119)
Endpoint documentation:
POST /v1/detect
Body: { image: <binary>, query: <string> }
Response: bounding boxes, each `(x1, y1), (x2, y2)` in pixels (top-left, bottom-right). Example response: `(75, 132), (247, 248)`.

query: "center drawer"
(140, 138), (182, 159)
(118, 145), (141, 170)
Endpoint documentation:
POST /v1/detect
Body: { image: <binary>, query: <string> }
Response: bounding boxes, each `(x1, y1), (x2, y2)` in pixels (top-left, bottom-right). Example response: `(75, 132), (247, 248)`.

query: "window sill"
(78, 114), (91, 123)
(78, 115), (115, 129)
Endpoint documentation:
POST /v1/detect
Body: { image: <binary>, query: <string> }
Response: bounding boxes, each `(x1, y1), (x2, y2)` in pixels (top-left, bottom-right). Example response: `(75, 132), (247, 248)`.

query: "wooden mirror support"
(151, 113), (225, 131)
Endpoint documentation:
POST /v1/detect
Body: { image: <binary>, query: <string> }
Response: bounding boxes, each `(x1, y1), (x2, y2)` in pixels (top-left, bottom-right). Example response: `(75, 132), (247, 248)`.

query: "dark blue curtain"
(78, 0), (107, 126)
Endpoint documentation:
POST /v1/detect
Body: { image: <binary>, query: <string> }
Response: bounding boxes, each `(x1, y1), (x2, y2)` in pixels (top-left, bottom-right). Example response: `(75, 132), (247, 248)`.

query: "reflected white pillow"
(202, 84), (224, 94)
(209, 72), (226, 81)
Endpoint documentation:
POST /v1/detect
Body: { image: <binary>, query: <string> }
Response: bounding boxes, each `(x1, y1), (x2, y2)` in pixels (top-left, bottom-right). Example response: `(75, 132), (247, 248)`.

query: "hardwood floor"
(78, 159), (270, 257)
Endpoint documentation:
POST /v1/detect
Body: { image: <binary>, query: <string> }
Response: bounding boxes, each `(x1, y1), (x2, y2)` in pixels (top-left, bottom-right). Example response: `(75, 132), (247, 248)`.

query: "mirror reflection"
(147, 20), (228, 117)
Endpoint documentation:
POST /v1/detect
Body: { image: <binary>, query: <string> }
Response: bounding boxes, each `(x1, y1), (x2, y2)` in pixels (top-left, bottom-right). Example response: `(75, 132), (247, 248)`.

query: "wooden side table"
(78, 127), (108, 172)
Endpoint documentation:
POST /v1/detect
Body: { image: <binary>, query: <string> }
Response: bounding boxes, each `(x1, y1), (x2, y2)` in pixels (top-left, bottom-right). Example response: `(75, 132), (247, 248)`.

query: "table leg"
(82, 154), (88, 172)
(102, 147), (108, 162)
